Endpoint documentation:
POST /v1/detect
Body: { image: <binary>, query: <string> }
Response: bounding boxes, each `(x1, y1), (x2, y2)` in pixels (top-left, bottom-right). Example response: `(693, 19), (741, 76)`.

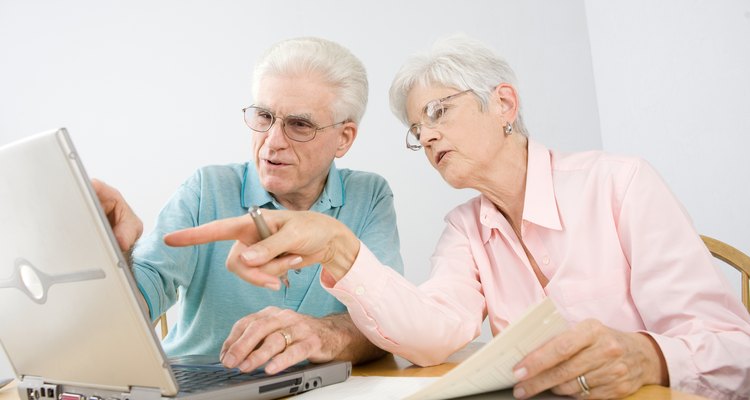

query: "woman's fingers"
(163, 214), (258, 247)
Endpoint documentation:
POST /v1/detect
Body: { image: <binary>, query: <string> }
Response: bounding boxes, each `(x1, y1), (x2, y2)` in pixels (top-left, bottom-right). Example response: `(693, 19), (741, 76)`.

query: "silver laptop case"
(0, 128), (350, 400)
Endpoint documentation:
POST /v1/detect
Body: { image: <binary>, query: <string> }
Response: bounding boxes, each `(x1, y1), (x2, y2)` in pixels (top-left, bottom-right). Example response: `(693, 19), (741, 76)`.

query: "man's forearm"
(124, 246), (152, 320)
(323, 313), (386, 364)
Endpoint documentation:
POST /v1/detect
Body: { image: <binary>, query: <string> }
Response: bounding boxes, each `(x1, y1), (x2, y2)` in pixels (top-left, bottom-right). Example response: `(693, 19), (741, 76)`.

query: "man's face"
(251, 73), (354, 209)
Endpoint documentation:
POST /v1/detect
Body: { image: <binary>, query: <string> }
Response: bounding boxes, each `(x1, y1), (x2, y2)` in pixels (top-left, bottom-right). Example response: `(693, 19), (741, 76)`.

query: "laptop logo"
(0, 258), (105, 304)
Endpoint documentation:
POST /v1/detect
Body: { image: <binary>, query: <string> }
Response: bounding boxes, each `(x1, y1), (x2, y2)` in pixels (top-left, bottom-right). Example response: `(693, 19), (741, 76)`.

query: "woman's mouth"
(436, 151), (448, 165)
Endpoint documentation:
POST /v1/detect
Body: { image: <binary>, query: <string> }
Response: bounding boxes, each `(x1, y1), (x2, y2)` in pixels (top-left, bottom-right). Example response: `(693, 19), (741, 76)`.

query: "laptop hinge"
(122, 386), (162, 400)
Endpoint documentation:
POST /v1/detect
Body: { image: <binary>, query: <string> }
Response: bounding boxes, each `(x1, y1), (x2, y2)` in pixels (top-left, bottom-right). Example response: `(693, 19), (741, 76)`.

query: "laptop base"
(18, 361), (351, 400)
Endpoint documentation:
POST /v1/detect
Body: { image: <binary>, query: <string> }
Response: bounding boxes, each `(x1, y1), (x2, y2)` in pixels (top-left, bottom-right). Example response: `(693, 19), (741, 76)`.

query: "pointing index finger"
(163, 215), (257, 247)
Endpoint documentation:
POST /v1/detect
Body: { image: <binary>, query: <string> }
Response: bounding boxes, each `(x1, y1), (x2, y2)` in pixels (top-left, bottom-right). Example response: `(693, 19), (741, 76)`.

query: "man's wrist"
(320, 313), (384, 363)
(123, 246), (135, 269)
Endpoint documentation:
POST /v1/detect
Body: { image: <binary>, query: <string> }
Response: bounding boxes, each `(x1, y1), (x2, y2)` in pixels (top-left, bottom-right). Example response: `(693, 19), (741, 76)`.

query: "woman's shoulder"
(444, 195), (484, 224)
(550, 148), (650, 175)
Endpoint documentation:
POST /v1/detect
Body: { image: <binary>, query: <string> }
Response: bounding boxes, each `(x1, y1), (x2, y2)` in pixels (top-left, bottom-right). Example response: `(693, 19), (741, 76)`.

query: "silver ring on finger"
(577, 375), (591, 397)
(279, 330), (293, 350)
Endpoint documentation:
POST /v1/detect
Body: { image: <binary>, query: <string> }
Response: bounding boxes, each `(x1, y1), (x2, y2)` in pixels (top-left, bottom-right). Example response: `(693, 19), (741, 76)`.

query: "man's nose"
(265, 119), (290, 148)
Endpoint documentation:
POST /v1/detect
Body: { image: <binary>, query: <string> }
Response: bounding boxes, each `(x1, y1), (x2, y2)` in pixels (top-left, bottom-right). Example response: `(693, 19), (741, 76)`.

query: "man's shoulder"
(182, 163), (246, 187)
(195, 163), (246, 179)
(337, 168), (392, 191)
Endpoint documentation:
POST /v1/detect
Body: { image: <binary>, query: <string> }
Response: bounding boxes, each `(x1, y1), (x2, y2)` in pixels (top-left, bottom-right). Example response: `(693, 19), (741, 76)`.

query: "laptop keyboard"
(173, 366), (267, 393)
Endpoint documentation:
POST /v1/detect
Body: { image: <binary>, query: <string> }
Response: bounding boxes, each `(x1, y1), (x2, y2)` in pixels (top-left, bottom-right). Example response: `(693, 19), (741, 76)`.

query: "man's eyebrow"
(285, 112), (314, 120)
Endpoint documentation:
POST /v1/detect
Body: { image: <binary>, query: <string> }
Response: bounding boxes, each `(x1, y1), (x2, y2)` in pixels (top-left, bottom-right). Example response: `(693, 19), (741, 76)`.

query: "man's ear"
(334, 122), (358, 158)
(491, 83), (520, 124)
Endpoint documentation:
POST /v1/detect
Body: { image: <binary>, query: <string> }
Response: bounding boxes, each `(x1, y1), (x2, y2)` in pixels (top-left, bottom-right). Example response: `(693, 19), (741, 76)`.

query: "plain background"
(1, 0), (748, 379)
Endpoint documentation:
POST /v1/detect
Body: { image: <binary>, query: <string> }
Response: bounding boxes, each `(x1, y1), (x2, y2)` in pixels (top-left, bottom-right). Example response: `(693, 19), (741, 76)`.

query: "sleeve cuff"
(639, 330), (698, 390)
(319, 242), (402, 348)
(133, 267), (161, 321)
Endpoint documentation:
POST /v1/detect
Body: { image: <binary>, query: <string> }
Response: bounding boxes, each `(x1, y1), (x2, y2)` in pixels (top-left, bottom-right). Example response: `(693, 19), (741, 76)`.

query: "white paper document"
(404, 298), (567, 400)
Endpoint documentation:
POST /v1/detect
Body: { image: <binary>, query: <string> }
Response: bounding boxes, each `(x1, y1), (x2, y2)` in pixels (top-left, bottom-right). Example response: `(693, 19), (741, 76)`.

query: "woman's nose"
(419, 125), (440, 146)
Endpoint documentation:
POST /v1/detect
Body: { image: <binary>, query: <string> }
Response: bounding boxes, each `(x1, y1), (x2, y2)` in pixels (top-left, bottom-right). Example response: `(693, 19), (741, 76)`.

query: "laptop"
(0, 128), (351, 400)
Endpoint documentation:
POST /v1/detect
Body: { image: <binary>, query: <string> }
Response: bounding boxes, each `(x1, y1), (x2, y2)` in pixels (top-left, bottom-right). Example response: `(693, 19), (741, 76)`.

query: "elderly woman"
(166, 35), (750, 399)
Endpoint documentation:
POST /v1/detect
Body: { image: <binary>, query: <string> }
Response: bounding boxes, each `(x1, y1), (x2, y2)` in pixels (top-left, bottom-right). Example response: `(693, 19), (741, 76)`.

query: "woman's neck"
(475, 135), (528, 234)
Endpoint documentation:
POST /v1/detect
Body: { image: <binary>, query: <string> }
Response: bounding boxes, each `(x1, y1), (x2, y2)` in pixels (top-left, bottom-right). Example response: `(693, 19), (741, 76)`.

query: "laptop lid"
(0, 128), (180, 395)
(0, 129), (351, 400)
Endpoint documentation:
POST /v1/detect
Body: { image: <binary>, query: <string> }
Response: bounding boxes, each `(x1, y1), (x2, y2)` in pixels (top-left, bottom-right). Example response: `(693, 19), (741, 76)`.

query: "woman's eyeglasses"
(405, 89), (473, 151)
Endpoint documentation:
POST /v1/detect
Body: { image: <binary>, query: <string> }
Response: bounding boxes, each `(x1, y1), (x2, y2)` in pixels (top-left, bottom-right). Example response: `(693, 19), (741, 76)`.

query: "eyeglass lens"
(406, 99), (446, 148)
(244, 106), (320, 142)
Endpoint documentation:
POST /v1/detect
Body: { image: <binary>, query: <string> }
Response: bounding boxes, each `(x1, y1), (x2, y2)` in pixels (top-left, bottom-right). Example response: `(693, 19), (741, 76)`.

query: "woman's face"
(405, 84), (506, 189)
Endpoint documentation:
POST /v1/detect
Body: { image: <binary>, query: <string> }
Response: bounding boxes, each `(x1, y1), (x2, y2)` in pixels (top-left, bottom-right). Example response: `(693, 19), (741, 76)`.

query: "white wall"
(585, 0), (750, 295)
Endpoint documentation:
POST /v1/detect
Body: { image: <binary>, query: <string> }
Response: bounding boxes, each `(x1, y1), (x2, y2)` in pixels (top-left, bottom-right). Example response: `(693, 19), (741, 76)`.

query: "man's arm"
(91, 179), (143, 253)
(218, 307), (385, 375)
(91, 179), (152, 317)
(318, 313), (385, 364)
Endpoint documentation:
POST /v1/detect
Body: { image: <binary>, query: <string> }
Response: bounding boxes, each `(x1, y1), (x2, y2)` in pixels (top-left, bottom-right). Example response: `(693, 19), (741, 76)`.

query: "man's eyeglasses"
(243, 105), (347, 142)
(406, 89), (474, 151)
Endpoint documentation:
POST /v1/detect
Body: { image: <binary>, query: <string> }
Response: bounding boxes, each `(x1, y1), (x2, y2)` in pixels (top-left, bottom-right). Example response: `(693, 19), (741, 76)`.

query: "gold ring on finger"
(279, 330), (293, 350)
(576, 375), (591, 397)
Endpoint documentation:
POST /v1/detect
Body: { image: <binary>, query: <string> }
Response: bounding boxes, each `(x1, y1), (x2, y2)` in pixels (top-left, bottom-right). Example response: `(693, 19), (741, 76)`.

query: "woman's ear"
(334, 122), (358, 158)
(491, 83), (519, 124)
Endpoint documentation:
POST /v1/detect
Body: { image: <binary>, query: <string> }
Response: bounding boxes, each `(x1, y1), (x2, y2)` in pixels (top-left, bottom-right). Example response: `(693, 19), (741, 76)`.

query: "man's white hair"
(252, 37), (368, 124)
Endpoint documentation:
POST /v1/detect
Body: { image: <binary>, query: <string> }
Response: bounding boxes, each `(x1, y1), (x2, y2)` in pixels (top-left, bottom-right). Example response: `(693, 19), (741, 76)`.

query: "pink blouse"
(322, 139), (750, 399)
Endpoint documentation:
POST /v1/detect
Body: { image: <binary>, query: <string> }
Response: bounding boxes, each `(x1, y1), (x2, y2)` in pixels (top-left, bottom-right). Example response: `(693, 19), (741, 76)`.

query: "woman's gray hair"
(252, 37), (368, 124)
(389, 34), (528, 136)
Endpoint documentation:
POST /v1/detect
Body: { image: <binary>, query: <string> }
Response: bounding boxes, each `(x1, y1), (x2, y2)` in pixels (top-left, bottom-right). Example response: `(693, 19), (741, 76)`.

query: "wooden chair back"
(701, 235), (750, 313)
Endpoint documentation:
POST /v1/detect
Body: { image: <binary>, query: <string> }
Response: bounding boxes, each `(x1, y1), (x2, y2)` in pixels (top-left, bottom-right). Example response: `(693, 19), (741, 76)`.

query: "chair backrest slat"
(701, 235), (750, 314)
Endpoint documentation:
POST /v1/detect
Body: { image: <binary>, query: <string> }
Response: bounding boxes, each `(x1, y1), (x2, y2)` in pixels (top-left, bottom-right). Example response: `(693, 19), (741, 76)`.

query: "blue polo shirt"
(132, 162), (403, 356)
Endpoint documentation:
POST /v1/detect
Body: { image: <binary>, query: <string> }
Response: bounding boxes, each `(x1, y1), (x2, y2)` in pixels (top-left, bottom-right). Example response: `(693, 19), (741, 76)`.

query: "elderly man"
(94, 37), (402, 375)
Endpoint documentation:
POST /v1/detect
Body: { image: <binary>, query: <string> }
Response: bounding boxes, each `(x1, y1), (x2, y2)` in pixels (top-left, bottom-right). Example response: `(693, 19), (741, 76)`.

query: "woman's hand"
(512, 319), (668, 399)
(163, 210), (361, 289)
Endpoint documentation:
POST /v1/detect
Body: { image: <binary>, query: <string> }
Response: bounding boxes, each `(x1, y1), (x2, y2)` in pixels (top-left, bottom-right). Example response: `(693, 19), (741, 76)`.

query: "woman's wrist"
(636, 332), (669, 386)
(320, 225), (360, 281)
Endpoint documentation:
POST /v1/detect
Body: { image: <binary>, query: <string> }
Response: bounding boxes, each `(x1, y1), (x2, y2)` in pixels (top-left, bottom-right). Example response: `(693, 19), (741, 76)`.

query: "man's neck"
(274, 178), (328, 211)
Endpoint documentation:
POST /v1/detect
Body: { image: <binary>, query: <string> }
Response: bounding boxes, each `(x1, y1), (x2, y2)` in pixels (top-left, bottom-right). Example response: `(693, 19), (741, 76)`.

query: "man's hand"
(91, 179), (143, 252)
(512, 319), (668, 399)
(220, 307), (384, 375)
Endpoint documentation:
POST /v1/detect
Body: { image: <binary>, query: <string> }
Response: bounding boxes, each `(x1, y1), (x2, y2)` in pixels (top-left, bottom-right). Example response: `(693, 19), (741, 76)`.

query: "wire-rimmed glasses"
(405, 89), (474, 151)
(243, 105), (347, 142)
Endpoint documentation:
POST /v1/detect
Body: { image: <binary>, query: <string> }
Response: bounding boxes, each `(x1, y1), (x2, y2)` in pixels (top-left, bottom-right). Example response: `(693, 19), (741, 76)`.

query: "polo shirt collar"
(241, 161), (344, 212)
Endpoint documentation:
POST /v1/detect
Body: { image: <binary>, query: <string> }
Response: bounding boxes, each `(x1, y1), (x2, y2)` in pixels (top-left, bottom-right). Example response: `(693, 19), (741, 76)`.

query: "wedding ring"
(279, 330), (293, 350)
(577, 374), (591, 397)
